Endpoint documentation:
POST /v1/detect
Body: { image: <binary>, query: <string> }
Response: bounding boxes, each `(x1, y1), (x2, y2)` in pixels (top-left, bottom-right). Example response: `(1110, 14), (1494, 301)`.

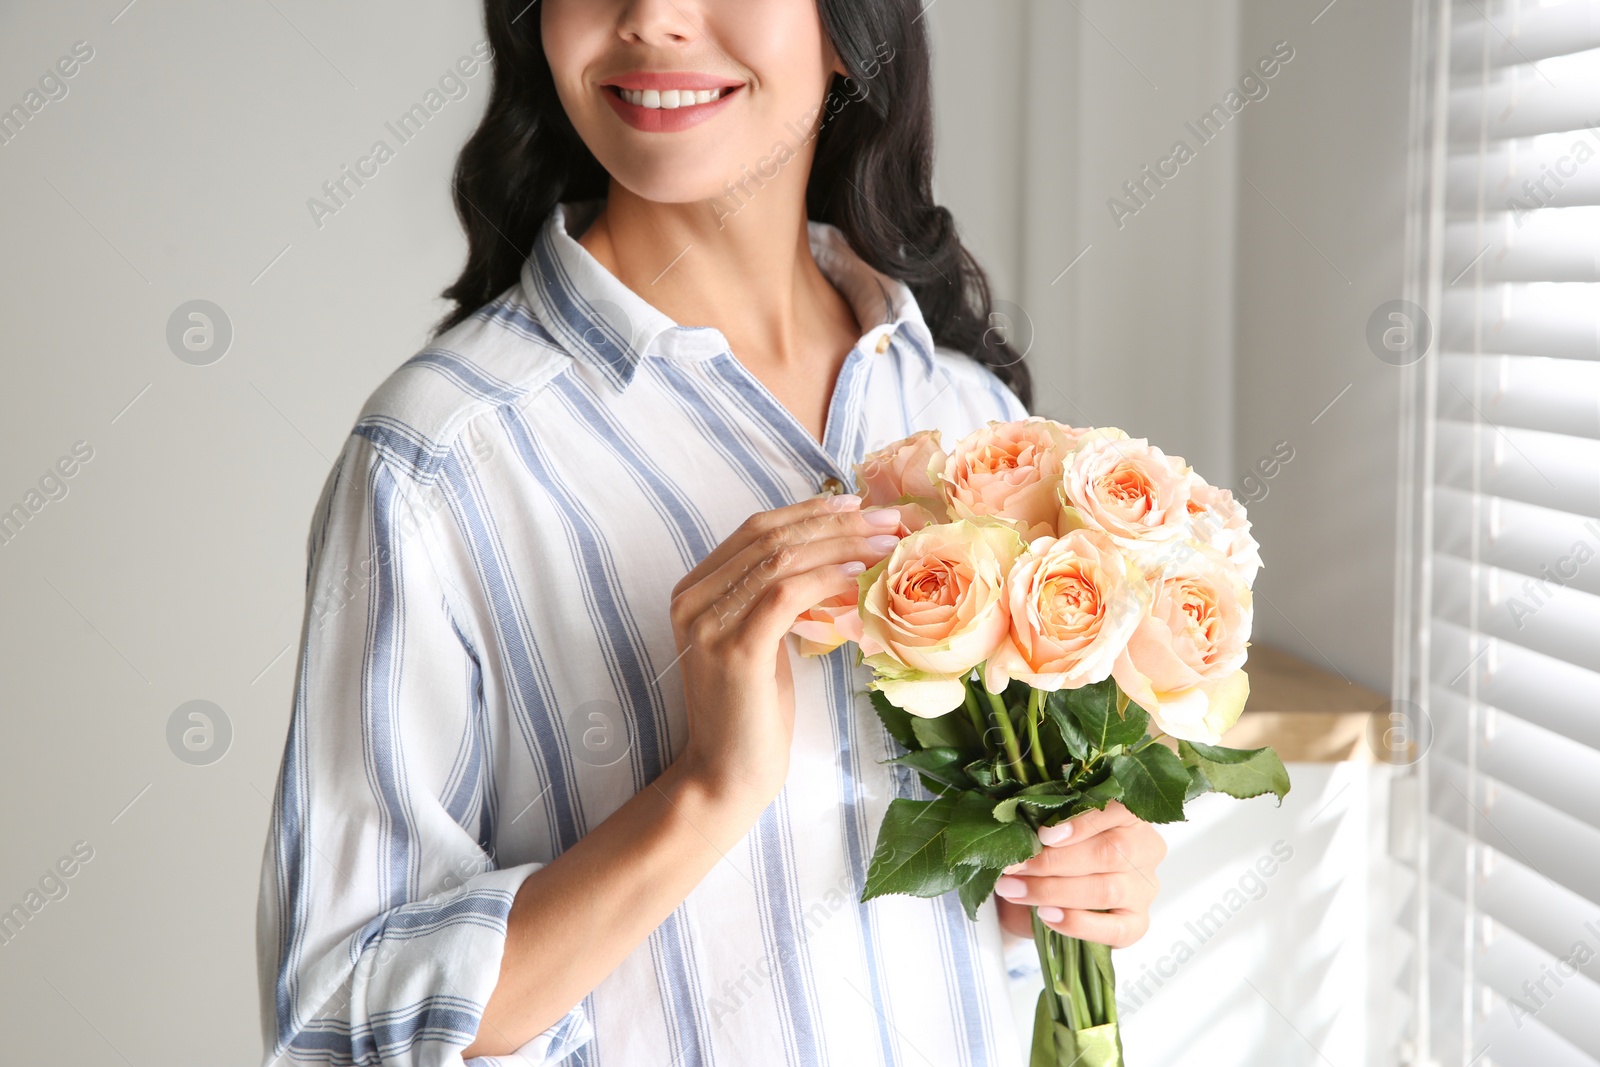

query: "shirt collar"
(519, 200), (939, 391)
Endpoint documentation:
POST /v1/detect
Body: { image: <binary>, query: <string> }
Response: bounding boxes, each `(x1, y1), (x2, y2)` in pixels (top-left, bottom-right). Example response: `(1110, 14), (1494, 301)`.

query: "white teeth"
(619, 87), (724, 109)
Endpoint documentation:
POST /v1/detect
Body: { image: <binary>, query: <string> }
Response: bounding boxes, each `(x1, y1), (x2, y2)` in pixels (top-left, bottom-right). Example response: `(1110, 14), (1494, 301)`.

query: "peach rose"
(938, 418), (1080, 542)
(984, 529), (1148, 693)
(1060, 433), (1195, 555)
(1111, 547), (1254, 743)
(858, 520), (1026, 716)
(1184, 478), (1263, 587)
(854, 431), (949, 534)
(790, 590), (865, 657)
(856, 430), (945, 507)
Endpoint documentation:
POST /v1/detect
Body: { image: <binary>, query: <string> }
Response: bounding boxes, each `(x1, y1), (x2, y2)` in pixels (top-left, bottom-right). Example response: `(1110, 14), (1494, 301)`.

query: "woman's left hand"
(991, 800), (1167, 948)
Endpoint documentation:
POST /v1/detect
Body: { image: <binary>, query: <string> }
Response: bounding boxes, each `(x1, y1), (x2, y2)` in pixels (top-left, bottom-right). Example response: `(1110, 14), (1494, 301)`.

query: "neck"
(576, 176), (860, 374)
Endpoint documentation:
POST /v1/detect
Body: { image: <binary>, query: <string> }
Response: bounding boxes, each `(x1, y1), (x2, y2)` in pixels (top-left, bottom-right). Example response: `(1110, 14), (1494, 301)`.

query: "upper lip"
(600, 71), (745, 91)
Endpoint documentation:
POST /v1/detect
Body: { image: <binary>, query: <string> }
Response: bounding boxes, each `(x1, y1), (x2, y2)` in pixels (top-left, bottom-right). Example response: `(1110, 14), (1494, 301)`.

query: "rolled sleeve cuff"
(466, 1001), (592, 1067)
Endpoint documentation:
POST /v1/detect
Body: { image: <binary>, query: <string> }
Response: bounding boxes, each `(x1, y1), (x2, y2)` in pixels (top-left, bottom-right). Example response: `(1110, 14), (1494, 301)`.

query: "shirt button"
(874, 333), (892, 354)
(819, 476), (846, 496)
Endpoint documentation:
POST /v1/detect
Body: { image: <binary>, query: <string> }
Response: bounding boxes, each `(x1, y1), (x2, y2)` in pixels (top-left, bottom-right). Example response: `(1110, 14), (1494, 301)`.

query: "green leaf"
(862, 796), (966, 901)
(945, 791), (1041, 868)
(1042, 691), (1090, 762)
(992, 793), (1077, 823)
(957, 864), (1004, 920)
(1063, 774), (1124, 819)
(1063, 680), (1149, 753)
(963, 756), (1004, 790)
(870, 689), (919, 751)
(886, 747), (972, 790)
(1030, 992), (1061, 1067)
(1184, 763), (1213, 801)
(1179, 741), (1292, 804)
(911, 710), (976, 753)
(1110, 744), (1190, 824)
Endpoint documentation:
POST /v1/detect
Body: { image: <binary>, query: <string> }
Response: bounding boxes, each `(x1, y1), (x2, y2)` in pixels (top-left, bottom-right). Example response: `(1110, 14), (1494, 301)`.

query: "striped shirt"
(257, 200), (1029, 1067)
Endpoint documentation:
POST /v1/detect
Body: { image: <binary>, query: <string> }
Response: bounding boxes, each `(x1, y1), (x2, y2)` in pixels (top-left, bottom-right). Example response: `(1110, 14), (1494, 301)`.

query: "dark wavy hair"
(438, 0), (1032, 409)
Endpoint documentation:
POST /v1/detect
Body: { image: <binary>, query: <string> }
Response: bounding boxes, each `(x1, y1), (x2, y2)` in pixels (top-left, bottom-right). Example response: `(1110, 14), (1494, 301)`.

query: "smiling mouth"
(610, 86), (731, 109)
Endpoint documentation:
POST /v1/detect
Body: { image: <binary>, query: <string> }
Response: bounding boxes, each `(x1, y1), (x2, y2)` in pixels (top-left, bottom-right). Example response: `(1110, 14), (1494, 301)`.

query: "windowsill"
(1217, 644), (1386, 762)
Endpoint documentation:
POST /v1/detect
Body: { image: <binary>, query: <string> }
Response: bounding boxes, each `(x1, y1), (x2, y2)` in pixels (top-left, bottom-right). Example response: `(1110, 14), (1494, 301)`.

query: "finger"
(675, 493), (861, 594)
(737, 561), (871, 648)
(1036, 800), (1139, 848)
(676, 509), (901, 624)
(1036, 907), (1150, 949)
(1005, 823), (1166, 878)
(992, 871), (1157, 912)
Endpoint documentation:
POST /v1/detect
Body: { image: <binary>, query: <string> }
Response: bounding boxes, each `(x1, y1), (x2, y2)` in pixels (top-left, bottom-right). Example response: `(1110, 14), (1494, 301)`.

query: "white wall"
(1231, 0), (1414, 694)
(929, 0), (1241, 489)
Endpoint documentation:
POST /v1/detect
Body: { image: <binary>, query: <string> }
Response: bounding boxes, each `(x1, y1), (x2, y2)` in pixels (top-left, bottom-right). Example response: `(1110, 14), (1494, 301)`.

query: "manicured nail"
(841, 560), (867, 577)
(993, 876), (1027, 899)
(1039, 823), (1074, 847)
(1002, 862), (1027, 875)
(863, 508), (902, 527)
(826, 493), (862, 510)
(1037, 906), (1065, 923)
(866, 534), (900, 553)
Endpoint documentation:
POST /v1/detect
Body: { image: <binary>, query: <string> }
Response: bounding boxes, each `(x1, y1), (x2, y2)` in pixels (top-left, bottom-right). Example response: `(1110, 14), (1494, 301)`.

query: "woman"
(257, 1), (1167, 1064)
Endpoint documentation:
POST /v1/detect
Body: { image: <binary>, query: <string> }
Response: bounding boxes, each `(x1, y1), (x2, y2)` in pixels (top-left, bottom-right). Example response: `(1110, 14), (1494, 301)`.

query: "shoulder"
(350, 289), (577, 485)
(926, 342), (1031, 424)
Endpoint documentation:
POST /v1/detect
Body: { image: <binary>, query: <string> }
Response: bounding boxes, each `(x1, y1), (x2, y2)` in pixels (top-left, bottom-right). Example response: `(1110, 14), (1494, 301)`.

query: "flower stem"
(1131, 730), (1170, 753)
(962, 680), (993, 756)
(1026, 688), (1049, 781)
(1031, 909), (1063, 1025)
(985, 687), (1029, 784)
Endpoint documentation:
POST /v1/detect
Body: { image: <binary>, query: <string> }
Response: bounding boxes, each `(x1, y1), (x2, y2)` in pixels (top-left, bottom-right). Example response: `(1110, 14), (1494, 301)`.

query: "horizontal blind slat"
(1424, 817), (1600, 975)
(1433, 553), (1600, 672)
(1446, 136), (1600, 213)
(1427, 757), (1600, 916)
(1443, 209), (1600, 284)
(1450, 72), (1600, 143)
(1424, 878), (1600, 1061)
(1435, 421), (1600, 517)
(1434, 486), (1600, 596)
(1433, 685), (1600, 830)
(1436, 352), (1600, 440)
(1440, 283), (1600, 363)
(1431, 619), (1600, 752)
(1450, 0), (1600, 74)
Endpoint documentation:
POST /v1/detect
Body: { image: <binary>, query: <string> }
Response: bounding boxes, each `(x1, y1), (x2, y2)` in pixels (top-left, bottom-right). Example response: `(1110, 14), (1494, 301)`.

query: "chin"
(585, 140), (753, 209)
(604, 161), (736, 207)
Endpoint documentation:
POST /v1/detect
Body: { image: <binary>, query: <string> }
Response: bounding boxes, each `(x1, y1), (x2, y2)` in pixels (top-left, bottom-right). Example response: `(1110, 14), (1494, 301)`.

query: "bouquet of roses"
(792, 418), (1289, 1067)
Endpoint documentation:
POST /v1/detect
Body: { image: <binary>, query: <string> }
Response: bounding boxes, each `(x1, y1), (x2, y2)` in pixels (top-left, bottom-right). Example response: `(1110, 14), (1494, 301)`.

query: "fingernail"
(826, 493), (862, 511)
(1002, 862), (1027, 875)
(863, 508), (901, 528)
(1039, 823), (1074, 847)
(1037, 906), (1065, 923)
(866, 534), (900, 553)
(841, 560), (867, 577)
(993, 876), (1027, 899)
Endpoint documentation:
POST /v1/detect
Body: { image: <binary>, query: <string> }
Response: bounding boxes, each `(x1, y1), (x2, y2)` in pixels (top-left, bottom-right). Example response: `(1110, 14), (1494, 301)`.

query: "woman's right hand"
(668, 493), (902, 805)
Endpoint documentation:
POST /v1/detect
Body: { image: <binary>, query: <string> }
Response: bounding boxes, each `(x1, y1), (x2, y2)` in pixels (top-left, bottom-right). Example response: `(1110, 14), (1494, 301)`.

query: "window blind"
(1399, 2), (1600, 1065)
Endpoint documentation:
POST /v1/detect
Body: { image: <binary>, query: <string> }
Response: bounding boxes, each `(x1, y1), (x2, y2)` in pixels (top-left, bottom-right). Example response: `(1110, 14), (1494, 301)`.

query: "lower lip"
(602, 86), (741, 133)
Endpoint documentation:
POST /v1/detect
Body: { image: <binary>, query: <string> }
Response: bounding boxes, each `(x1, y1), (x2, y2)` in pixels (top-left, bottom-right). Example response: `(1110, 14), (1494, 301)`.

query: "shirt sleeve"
(256, 433), (591, 1067)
